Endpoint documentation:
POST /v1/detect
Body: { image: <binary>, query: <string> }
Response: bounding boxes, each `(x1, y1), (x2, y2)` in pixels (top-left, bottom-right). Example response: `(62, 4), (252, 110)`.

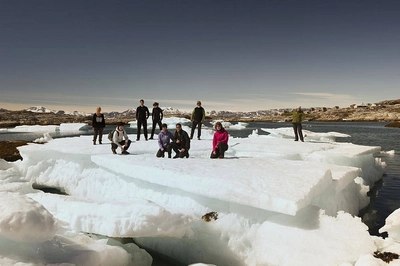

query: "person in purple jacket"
(210, 122), (229, 159)
(156, 123), (174, 158)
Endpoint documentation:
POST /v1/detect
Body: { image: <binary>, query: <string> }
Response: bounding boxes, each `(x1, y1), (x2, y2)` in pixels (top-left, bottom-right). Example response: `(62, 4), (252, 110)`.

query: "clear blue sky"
(1, 0), (399, 112)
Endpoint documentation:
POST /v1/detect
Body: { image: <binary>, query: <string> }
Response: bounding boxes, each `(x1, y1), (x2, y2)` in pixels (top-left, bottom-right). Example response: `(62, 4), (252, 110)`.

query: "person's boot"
(93, 140), (96, 145)
(99, 140), (102, 144)
(112, 148), (117, 154)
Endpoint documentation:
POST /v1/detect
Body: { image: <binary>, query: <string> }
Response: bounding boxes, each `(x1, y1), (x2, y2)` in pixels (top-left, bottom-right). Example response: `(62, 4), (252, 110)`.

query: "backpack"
(108, 130), (119, 142)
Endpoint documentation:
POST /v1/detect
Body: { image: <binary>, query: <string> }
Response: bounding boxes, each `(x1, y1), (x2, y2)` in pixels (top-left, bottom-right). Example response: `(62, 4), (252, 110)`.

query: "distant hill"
(25, 106), (89, 116)
(1, 99), (400, 127)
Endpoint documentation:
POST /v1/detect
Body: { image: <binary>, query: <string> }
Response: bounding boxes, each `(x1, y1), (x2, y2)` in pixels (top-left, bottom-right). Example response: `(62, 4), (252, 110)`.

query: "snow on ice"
(1, 120), (399, 265)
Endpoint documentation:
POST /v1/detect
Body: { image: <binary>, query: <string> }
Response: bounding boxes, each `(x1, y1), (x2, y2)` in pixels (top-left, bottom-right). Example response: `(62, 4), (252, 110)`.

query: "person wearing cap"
(156, 123), (174, 158)
(136, 99), (150, 141)
(150, 102), (163, 140)
(111, 122), (131, 154)
(210, 122), (229, 159)
(292, 106), (304, 142)
(190, 100), (206, 140)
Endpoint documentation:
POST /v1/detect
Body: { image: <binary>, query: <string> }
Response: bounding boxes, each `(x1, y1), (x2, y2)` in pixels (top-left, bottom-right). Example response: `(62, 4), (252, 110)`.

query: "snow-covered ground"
(1, 121), (400, 265)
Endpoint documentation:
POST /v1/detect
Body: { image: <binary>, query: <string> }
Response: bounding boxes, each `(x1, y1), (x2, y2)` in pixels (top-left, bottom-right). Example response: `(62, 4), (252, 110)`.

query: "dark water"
(1, 122), (399, 237)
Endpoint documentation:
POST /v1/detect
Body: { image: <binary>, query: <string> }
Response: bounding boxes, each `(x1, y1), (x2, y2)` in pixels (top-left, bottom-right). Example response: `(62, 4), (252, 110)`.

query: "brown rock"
(0, 141), (29, 162)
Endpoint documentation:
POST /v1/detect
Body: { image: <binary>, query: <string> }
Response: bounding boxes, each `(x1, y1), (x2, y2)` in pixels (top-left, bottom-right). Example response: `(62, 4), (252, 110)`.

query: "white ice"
(0, 120), (397, 266)
(128, 116), (191, 129)
(210, 120), (248, 130)
(33, 132), (53, 143)
(0, 123), (89, 133)
(262, 127), (350, 142)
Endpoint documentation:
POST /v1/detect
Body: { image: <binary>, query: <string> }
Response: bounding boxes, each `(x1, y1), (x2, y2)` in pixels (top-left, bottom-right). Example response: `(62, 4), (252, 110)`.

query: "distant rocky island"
(1, 99), (400, 128)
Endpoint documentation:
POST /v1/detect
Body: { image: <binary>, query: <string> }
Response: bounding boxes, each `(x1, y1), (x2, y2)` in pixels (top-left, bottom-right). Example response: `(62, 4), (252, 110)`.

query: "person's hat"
(153, 102), (158, 106)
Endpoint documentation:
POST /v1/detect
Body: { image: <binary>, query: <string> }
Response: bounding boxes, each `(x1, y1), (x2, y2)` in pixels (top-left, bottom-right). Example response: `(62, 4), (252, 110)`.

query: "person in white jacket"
(111, 122), (131, 154)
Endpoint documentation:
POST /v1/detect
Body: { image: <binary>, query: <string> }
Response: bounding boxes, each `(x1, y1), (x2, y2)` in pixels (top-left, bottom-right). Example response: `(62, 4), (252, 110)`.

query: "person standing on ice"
(156, 123), (174, 158)
(111, 122), (131, 154)
(190, 100), (205, 140)
(171, 123), (190, 158)
(136, 99), (150, 141)
(292, 106), (304, 142)
(92, 107), (105, 145)
(210, 122), (229, 159)
(149, 102), (163, 140)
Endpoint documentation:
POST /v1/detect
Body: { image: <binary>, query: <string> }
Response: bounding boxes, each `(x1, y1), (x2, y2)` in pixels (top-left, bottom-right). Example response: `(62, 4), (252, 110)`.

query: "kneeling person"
(156, 123), (174, 158)
(171, 123), (190, 158)
(111, 122), (131, 154)
(210, 122), (229, 159)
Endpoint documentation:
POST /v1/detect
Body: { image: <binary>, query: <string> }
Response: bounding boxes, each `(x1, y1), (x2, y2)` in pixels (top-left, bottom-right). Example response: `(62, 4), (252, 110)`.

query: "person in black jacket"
(136, 99), (150, 141)
(190, 101), (205, 140)
(149, 102), (163, 140)
(92, 107), (106, 145)
(171, 123), (190, 158)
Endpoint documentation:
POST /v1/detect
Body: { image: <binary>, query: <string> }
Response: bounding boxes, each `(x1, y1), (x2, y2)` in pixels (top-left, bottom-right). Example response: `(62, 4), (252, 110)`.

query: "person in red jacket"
(210, 122), (229, 159)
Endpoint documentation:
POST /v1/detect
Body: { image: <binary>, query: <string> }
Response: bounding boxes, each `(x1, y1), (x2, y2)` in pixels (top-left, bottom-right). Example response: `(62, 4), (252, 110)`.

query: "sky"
(1, 0), (399, 113)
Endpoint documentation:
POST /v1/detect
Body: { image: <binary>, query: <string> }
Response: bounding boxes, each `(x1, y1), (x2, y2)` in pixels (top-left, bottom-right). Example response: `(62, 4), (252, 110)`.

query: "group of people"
(91, 101), (305, 158)
(91, 100), (229, 159)
(134, 99), (205, 141)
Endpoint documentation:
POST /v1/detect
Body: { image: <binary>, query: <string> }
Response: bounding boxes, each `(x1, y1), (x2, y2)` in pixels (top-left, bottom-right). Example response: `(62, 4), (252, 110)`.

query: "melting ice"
(0, 120), (399, 266)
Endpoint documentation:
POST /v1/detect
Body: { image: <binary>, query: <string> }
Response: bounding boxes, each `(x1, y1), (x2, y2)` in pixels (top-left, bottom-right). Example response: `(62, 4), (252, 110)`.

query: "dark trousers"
(210, 142), (228, 158)
(137, 119), (148, 140)
(171, 142), (189, 158)
(190, 120), (202, 138)
(292, 123), (304, 141)
(156, 144), (172, 158)
(93, 127), (104, 142)
(150, 120), (162, 138)
(111, 140), (132, 151)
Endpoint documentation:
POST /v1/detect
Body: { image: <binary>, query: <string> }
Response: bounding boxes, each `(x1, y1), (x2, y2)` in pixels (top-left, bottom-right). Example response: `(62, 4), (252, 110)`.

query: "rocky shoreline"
(0, 141), (29, 162)
(1, 103), (400, 128)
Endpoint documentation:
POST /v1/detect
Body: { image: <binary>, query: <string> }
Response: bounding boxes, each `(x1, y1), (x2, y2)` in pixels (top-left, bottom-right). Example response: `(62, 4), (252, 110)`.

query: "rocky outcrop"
(1, 102), (400, 127)
(0, 110), (92, 128)
(0, 141), (29, 161)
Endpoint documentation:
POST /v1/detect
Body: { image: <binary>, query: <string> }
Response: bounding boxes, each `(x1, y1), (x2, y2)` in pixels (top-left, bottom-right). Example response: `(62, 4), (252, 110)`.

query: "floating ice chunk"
(381, 150), (395, 155)
(379, 208), (400, 241)
(261, 127), (350, 142)
(211, 120), (248, 130)
(1, 123), (88, 133)
(34, 132), (53, 143)
(128, 116), (191, 129)
(0, 192), (58, 242)
(229, 122), (248, 130)
(10, 125), (59, 132)
(59, 123), (89, 131)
